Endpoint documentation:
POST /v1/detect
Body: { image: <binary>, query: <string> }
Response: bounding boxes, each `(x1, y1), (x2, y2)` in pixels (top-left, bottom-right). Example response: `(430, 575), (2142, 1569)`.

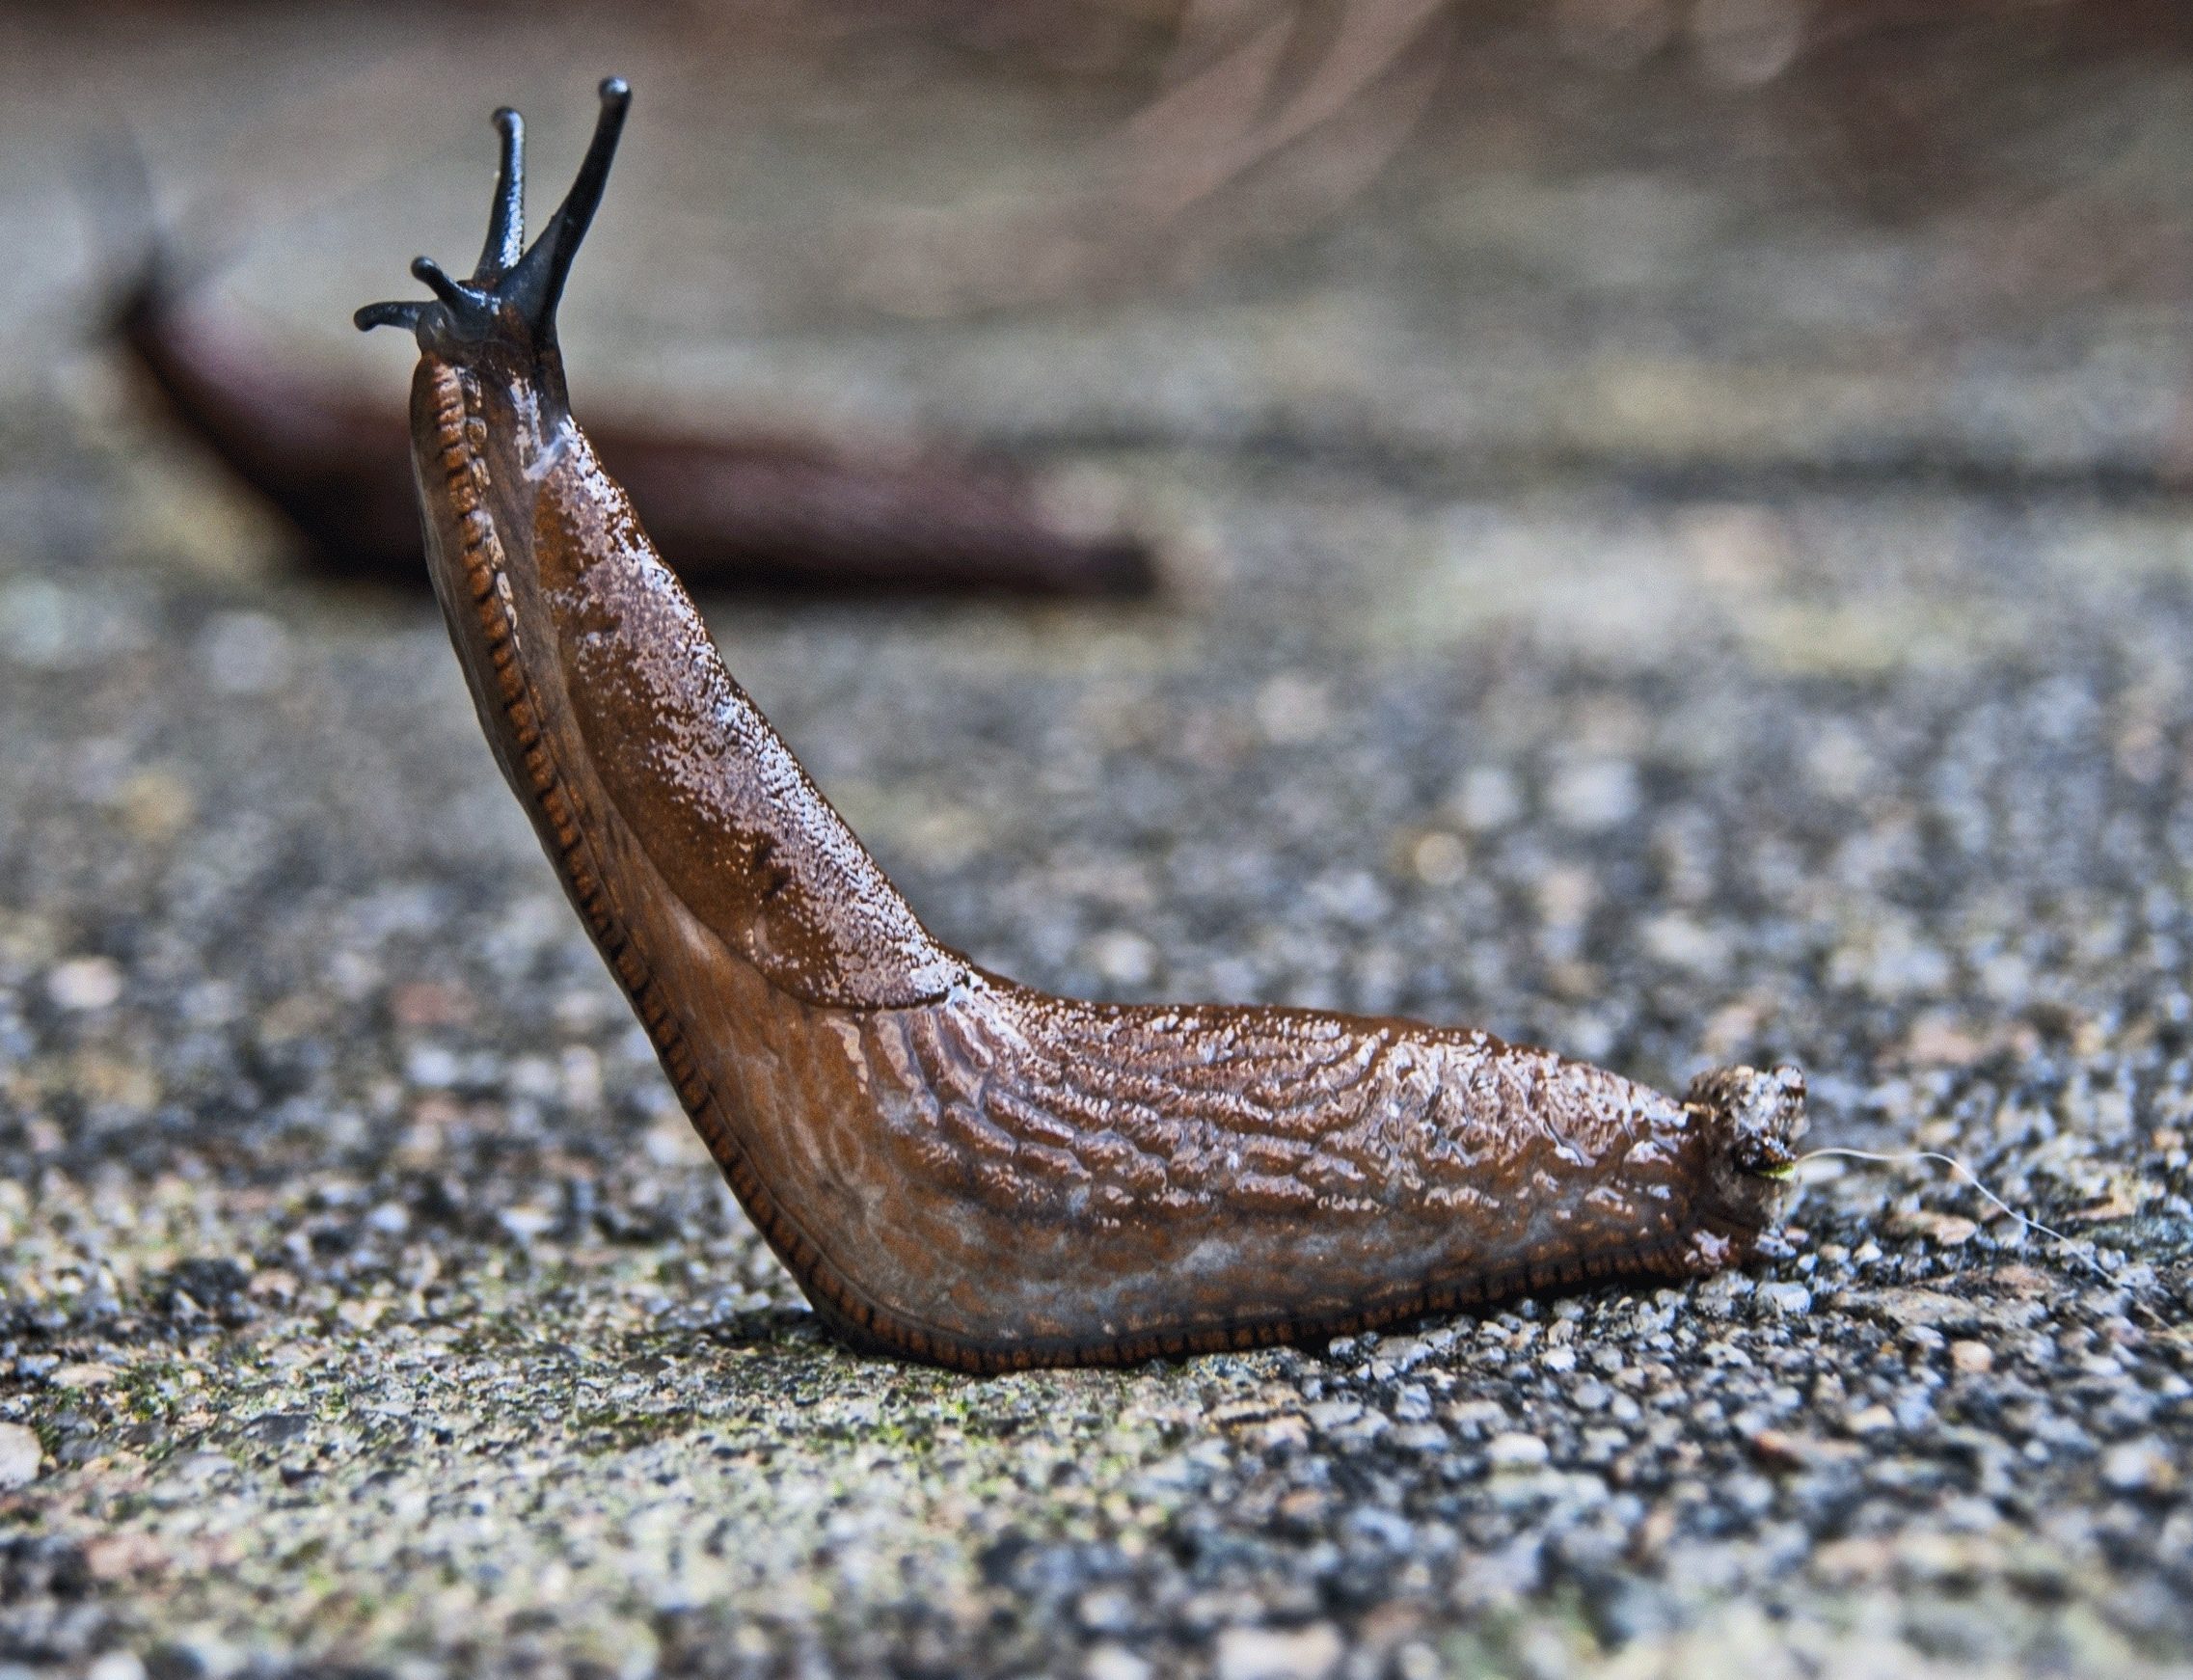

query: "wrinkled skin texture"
(378, 85), (1806, 1370)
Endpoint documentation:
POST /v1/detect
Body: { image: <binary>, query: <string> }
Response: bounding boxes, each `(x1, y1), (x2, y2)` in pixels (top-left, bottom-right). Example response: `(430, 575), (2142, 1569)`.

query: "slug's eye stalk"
(476, 107), (527, 280)
(355, 77), (631, 367)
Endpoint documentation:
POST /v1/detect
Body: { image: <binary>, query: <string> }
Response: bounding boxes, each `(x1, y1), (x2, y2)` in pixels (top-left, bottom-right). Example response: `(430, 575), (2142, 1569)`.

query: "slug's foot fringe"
(806, 1230), (1728, 1374)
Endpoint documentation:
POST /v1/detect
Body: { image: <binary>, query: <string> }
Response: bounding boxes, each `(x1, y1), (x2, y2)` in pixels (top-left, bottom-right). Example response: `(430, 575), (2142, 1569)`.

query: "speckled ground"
(3, 6), (2192, 1679)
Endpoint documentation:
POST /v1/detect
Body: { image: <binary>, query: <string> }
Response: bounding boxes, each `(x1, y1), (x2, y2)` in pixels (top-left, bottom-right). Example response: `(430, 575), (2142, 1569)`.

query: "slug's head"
(355, 77), (629, 385)
(1682, 1063), (1807, 1244)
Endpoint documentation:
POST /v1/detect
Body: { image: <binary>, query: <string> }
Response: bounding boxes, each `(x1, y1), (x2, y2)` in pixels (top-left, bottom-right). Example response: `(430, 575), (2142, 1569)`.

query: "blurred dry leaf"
(846, 0), (1452, 313)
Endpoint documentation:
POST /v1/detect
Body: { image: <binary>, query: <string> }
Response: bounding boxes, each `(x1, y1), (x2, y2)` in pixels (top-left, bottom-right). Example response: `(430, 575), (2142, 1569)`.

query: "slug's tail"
(356, 76), (630, 357)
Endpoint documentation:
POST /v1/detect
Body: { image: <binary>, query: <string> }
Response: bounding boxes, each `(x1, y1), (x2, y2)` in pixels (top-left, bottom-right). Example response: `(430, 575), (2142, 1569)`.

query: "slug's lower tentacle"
(360, 80), (1805, 1372)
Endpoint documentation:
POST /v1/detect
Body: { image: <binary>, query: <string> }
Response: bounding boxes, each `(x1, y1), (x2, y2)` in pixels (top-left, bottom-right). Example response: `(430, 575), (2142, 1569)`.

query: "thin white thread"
(1793, 1147), (2112, 1279)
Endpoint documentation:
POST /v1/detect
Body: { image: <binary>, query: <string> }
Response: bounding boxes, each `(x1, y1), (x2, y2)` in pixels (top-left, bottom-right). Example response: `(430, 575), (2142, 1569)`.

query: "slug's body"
(120, 266), (1152, 594)
(363, 84), (1804, 1371)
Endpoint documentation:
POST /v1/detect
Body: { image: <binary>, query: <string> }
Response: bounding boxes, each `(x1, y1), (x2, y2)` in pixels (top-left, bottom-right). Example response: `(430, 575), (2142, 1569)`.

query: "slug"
(359, 81), (1807, 1372)
(116, 245), (1153, 594)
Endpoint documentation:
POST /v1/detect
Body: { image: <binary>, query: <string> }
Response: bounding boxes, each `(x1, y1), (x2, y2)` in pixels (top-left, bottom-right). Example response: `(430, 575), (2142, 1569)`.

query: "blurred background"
(10, 0), (2193, 536)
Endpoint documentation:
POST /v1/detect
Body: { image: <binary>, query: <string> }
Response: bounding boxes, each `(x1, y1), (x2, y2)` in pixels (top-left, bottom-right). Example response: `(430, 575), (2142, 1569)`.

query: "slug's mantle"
(359, 80), (1807, 1372)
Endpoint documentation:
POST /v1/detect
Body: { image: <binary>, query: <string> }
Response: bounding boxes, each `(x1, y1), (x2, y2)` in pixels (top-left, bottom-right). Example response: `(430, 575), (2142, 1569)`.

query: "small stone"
(1641, 913), (1726, 974)
(2100, 1438), (2179, 1496)
(1696, 1271), (1754, 1314)
(1758, 1282), (1812, 1314)
(0, 1423), (43, 1488)
(197, 610), (291, 696)
(82, 1533), (166, 1582)
(50, 1363), (118, 1391)
(1949, 1341), (1993, 1375)
(47, 957), (122, 1012)
(404, 1043), (460, 1090)
(1450, 765), (1521, 831)
(1487, 1432), (1551, 1470)
(1076, 1587), (1135, 1635)
(390, 980), (474, 1028)
(1212, 1622), (1344, 1680)
(1306, 1399), (1364, 1431)
(1254, 674), (1332, 745)
(1392, 1384), (1433, 1423)
(1844, 1405), (1897, 1436)
(1886, 1209), (1979, 1247)
(1083, 1646), (1151, 1680)
(1330, 1411), (1391, 1448)
(1253, 1415), (1310, 1453)
(498, 1206), (555, 1242)
(1409, 829), (1468, 886)
(114, 768), (195, 843)
(1835, 1287), (2041, 1336)
(365, 1202), (411, 1236)
(1748, 1429), (1860, 1472)
(1086, 930), (1157, 989)
(1549, 759), (1638, 830)
(84, 1654), (147, 1680)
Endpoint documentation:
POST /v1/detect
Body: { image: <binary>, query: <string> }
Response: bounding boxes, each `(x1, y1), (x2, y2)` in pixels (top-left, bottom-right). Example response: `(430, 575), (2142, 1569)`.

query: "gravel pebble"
(1211, 1624), (1344, 1680)
(2100, 1440), (2180, 1496)
(1487, 1433), (1553, 1471)
(45, 956), (122, 1012)
(0, 1423), (43, 1488)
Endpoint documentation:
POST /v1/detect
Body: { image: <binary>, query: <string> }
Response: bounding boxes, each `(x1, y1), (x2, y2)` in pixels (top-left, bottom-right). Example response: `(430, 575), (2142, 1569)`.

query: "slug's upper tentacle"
(500, 80), (627, 342)
(356, 76), (630, 365)
(364, 81), (1807, 1372)
(475, 108), (527, 281)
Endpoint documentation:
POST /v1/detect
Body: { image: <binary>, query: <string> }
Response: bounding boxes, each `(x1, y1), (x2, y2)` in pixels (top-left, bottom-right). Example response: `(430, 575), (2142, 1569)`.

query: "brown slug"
(358, 81), (1807, 1372)
(117, 238), (1152, 595)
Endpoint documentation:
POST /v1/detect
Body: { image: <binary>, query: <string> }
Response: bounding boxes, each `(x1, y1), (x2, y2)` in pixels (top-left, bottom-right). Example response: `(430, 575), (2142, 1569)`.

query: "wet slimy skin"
(359, 81), (1807, 1372)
